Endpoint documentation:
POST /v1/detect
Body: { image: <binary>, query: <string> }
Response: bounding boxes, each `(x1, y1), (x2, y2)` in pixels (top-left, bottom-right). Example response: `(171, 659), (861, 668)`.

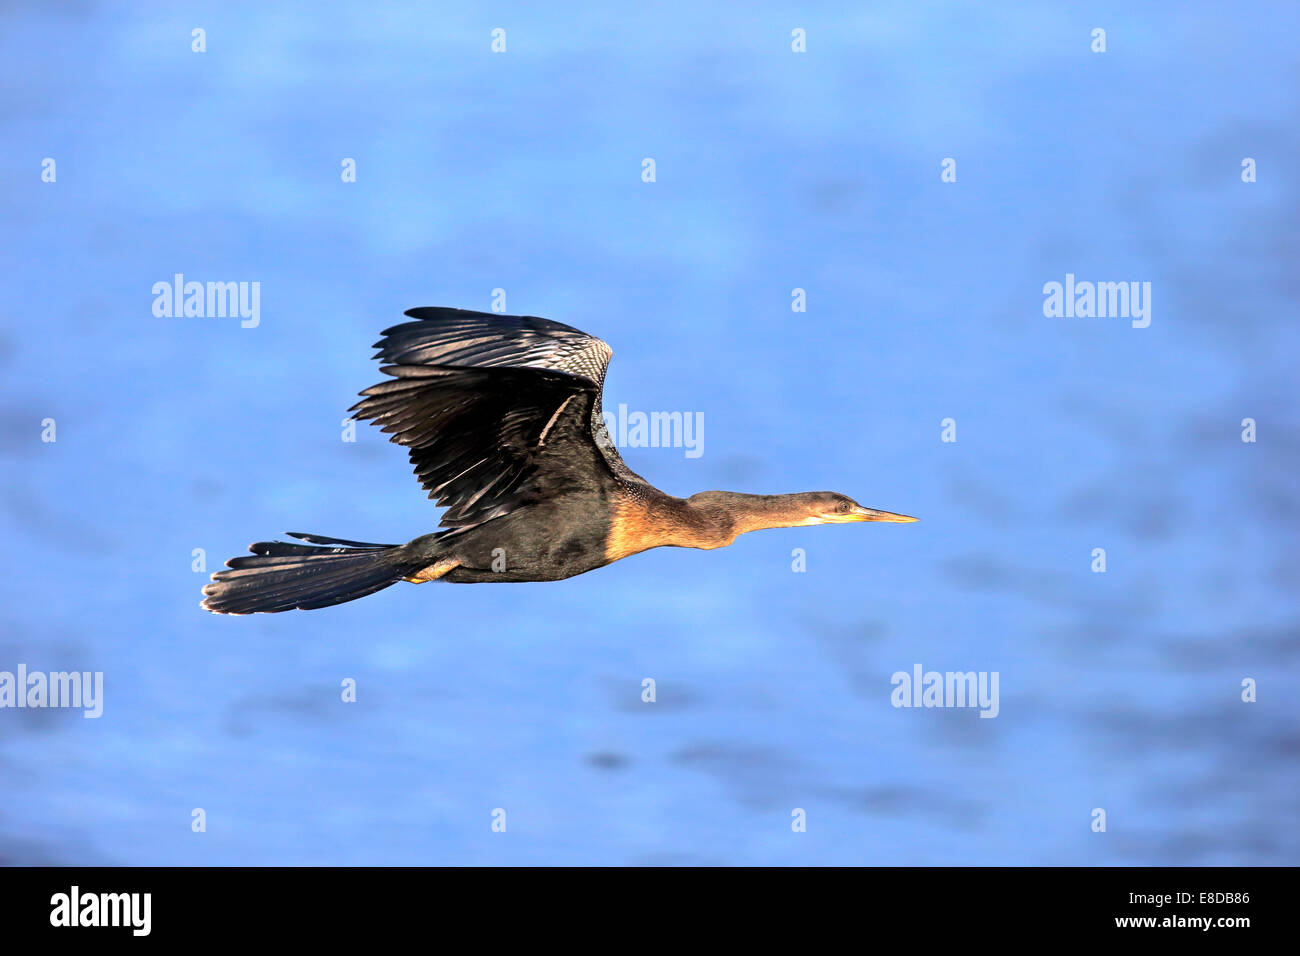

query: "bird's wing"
(349, 307), (645, 530)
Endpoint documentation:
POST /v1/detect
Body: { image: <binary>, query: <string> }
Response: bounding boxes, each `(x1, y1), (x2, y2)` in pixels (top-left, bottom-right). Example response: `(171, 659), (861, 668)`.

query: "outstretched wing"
(349, 307), (644, 530)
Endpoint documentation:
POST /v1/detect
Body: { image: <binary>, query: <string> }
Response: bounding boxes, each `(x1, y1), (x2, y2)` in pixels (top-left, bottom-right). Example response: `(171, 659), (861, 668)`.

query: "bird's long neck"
(691, 492), (817, 538)
(605, 491), (814, 562)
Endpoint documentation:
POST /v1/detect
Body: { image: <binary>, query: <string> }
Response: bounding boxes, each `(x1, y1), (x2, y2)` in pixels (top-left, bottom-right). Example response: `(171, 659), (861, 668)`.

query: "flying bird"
(202, 307), (916, 614)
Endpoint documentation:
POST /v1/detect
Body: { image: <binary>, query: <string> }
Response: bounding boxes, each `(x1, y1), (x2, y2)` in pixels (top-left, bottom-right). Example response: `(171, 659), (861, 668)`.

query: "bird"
(201, 307), (917, 614)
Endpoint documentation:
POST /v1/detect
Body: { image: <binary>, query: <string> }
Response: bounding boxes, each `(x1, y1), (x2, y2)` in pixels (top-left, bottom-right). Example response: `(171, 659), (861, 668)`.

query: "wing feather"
(350, 308), (643, 530)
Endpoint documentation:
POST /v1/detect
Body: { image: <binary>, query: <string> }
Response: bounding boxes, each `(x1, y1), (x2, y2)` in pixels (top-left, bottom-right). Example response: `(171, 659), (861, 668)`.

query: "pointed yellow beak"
(847, 506), (919, 523)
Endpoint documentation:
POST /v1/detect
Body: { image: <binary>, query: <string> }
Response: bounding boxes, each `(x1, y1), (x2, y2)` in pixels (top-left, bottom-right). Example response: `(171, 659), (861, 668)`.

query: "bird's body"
(202, 307), (915, 614)
(412, 493), (613, 584)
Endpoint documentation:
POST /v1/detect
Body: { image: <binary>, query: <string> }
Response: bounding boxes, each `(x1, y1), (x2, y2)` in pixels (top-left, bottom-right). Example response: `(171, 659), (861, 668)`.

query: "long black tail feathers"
(201, 533), (420, 614)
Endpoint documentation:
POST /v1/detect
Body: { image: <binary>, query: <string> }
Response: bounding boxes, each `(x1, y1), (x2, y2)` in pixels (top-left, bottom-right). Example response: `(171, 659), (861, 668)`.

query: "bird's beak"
(846, 506), (918, 523)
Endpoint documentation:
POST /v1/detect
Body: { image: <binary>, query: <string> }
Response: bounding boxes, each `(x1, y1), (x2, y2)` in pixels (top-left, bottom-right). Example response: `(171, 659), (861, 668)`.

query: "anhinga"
(202, 307), (916, 614)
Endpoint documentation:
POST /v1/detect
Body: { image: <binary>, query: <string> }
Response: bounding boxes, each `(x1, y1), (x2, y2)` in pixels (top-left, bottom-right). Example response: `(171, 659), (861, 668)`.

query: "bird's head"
(687, 490), (917, 530)
(795, 491), (919, 525)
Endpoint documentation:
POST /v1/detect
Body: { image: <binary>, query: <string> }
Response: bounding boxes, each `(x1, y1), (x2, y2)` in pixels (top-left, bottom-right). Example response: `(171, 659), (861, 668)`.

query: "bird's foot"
(404, 559), (460, 583)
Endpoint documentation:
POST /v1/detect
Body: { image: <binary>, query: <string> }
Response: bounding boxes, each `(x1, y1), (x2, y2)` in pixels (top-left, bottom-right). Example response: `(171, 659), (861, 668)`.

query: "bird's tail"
(201, 533), (424, 614)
